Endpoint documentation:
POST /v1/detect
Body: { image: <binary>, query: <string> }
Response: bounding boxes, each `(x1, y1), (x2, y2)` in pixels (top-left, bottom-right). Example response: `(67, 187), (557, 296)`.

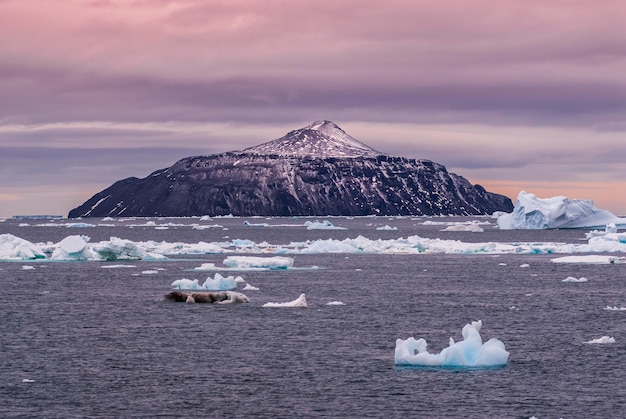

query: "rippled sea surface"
(1, 217), (625, 418)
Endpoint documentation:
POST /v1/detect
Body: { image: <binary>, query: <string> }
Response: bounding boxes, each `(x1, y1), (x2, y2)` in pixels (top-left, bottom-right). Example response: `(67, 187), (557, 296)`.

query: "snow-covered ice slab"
(551, 255), (625, 264)
(394, 320), (509, 367)
(262, 293), (307, 308)
(497, 191), (626, 230)
(223, 256), (294, 270)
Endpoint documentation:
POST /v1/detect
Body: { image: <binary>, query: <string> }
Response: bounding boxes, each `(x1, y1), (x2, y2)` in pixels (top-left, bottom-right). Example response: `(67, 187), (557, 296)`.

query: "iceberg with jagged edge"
(497, 191), (626, 229)
(394, 320), (509, 367)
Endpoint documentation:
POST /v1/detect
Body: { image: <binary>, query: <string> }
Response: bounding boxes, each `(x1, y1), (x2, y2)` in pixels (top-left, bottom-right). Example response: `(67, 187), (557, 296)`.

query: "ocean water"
(1, 217), (625, 418)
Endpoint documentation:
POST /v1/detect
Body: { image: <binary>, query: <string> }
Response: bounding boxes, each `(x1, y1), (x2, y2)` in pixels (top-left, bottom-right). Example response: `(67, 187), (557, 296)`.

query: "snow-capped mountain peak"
(242, 120), (382, 158)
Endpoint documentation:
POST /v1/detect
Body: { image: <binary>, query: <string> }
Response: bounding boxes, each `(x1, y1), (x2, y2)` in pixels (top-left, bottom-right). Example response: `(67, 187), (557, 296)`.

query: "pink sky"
(1, 0), (625, 217)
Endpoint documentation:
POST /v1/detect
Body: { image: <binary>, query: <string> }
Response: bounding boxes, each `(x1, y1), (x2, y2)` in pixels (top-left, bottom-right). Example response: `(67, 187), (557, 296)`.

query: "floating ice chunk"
(22, 265), (35, 270)
(604, 306), (626, 311)
(519, 263), (530, 268)
(0, 234), (46, 260)
(562, 276), (588, 282)
(192, 263), (218, 271)
(141, 270), (159, 275)
(263, 293), (307, 308)
(171, 278), (200, 290)
(551, 255), (624, 264)
(376, 225), (397, 231)
(326, 301), (345, 306)
(91, 237), (167, 261)
(441, 222), (484, 232)
(497, 191), (626, 230)
(223, 256), (294, 270)
(201, 273), (237, 290)
(304, 220), (346, 230)
(586, 336), (615, 344)
(244, 221), (269, 227)
(171, 273), (237, 291)
(394, 320), (509, 367)
(242, 283), (260, 291)
(51, 235), (92, 260)
(22, 379), (35, 383)
(192, 224), (224, 230)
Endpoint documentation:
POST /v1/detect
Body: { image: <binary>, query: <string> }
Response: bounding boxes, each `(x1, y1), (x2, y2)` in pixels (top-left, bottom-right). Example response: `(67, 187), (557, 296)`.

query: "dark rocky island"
(68, 121), (513, 217)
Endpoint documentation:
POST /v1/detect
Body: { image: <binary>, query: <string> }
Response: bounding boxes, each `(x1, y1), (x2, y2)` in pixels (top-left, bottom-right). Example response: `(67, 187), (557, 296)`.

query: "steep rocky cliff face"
(68, 121), (513, 217)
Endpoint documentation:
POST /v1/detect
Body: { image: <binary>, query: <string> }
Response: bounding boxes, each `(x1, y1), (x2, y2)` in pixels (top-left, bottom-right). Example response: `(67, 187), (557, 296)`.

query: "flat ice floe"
(562, 276), (588, 282)
(586, 336), (616, 344)
(262, 293), (307, 308)
(551, 255), (625, 264)
(394, 320), (509, 367)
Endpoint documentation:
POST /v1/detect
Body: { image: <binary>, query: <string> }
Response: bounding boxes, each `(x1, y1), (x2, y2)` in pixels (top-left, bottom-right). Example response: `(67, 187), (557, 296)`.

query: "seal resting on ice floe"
(165, 291), (249, 304)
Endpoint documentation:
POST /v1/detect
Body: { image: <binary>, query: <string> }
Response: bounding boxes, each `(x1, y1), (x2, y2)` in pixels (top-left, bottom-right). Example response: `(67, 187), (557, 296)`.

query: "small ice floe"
(262, 293), (307, 308)
(192, 224), (223, 230)
(551, 255), (624, 264)
(498, 263), (507, 266)
(242, 283), (260, 291)
(519, 263), (530, 268)
(604, 306), (626, 311)
(304, 220), (346, 230)
(394, 320), (509, 367)
(141, 270), (159, 275)
(586, 336), (615, 344)
(508, 306), (519, 311)
(376, 225), (397, 231)
(562, 276), (588, 283)
(244, 221), (269, 227)
(326, 301), (345, 306)
(22, 265), (35, 270)
(21, 379), (35, 383)
(440, 222), (484, 233)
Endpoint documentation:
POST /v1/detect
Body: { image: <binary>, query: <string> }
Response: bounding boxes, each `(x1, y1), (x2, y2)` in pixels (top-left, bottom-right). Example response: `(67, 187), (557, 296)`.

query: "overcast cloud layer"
(1, 0), (625, 217)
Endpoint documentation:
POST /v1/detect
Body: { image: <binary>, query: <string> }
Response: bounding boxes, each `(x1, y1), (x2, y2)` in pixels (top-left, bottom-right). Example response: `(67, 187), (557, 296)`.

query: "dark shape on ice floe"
(68, 120), (513, 217)
(165, 291), (250, 304)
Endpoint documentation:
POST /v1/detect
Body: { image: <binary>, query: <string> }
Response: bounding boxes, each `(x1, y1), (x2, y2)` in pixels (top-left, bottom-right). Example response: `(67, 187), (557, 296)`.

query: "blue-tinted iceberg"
(394, 320), (509, 367)
(497, 191), (626, 230)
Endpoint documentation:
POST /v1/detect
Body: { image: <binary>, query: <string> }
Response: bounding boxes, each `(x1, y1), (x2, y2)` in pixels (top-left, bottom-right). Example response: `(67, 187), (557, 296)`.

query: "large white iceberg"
(0, 234), (46, 260)
(394, 320), (509, 367)
(497, 191), (626, 230)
